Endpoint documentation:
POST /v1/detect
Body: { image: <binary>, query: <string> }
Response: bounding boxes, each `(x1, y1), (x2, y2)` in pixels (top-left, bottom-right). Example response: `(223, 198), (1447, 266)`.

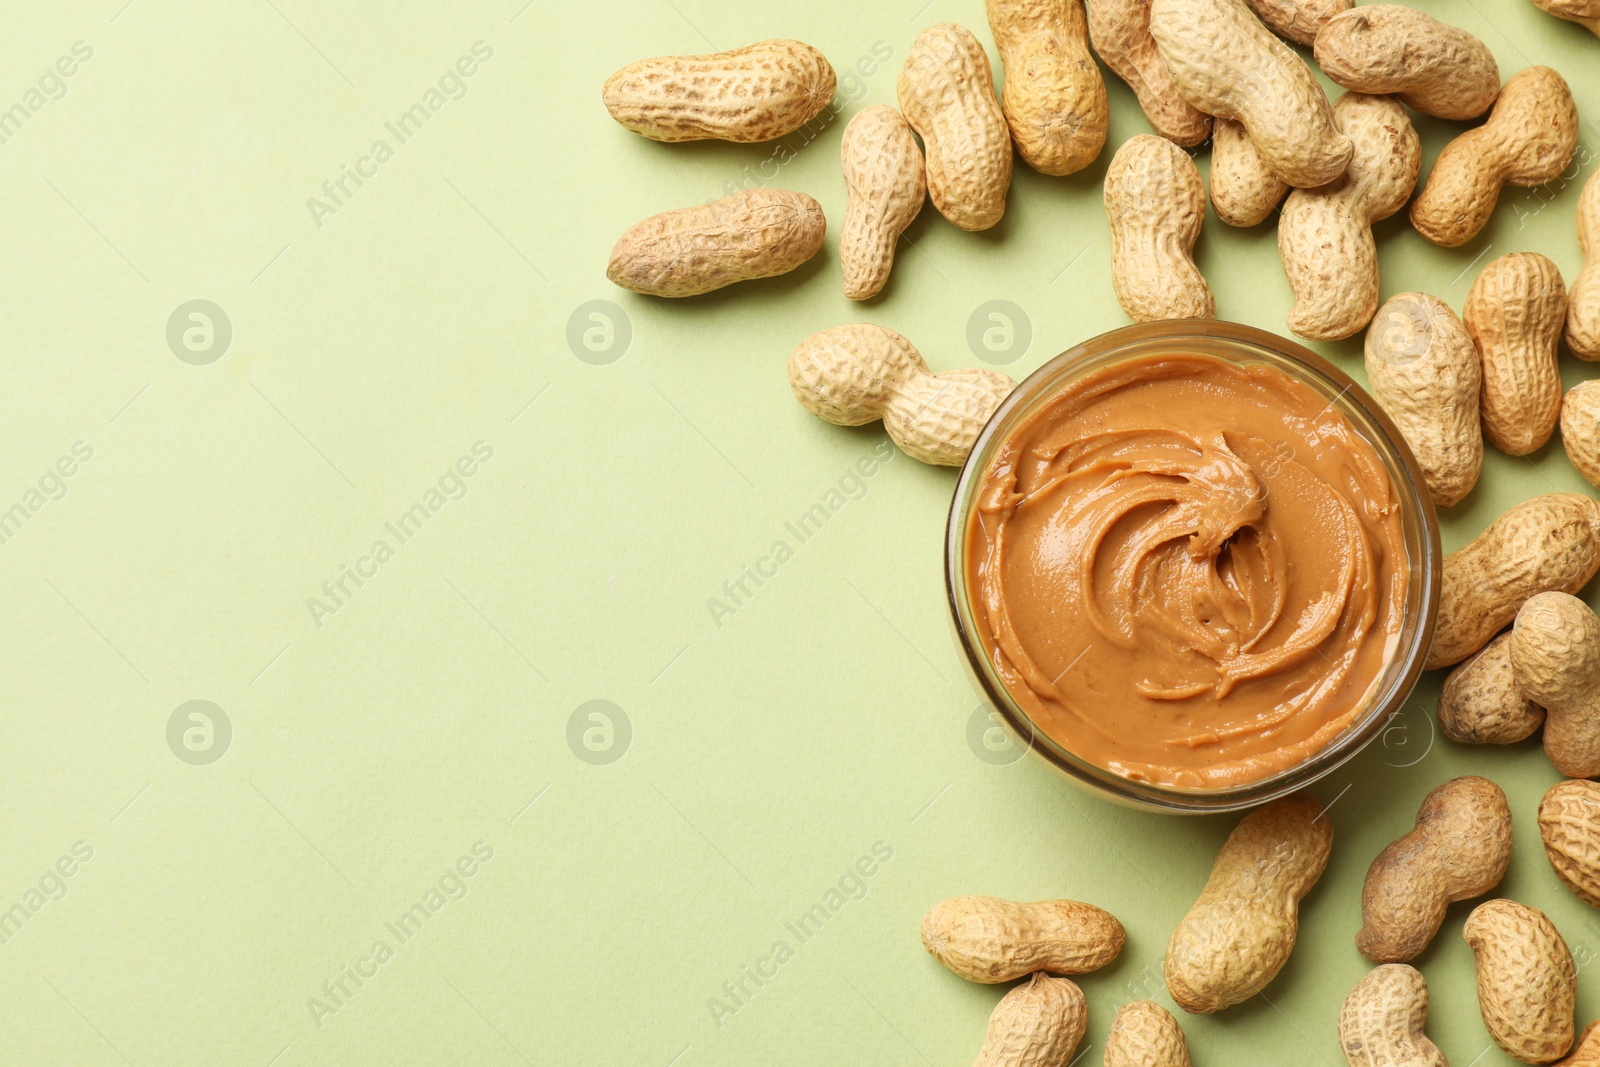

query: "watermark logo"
(167, 300), (232, 365)
(567, 300), (631, 365)
(1381, 706), (1434, 768)
(967, 703), (1032, 766)
(967, 300), (1031, 366)
(167, 700), (231, 765)
(567, 700), (631, 765)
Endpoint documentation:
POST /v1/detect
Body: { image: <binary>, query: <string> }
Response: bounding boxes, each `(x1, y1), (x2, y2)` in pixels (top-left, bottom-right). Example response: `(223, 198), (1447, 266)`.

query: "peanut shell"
(974, 974), (1087, 1067)
(1338, 964), (1446, 1067)
(987, 0), (1109, 175)
(1314, 6), (1500, 120)
(1085, 0), (1211, 146)
(1438, 633), (1545, 745)
(1105, 1000), (1191, 1067)
(1568, 168), (1600, 360)
(1539, 779), (1600, 910)
(1209, 117), (1288, 227)
(1563, 381), (1600, 490)
(1463, 898), (1576, 1064)
(921, 896), (1125, 983)
(1513, 593), (1600, 779)
(1466, 252), (1567, 456)
(1105, 134), (1214, 321)
(839, 106), (925, 301)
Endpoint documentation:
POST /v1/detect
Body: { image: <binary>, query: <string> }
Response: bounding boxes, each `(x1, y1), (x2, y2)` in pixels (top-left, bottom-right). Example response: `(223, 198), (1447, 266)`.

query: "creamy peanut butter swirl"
(967, 354), (1408, 789)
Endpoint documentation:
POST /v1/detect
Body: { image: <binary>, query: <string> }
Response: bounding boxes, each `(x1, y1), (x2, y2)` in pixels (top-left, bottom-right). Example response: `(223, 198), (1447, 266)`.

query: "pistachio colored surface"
(4, 1), (1600, 1064)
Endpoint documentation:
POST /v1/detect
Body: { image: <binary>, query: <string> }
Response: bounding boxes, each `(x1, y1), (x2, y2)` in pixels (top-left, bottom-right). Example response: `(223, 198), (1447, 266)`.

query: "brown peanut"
(1558, 1022), (1600, 1066)
(899, 23), (1013, 231)
(1464, 898), (1576, 1064)
(1427, 493), (1600, 670)
(974, 973), (1087, 1067)
(1563, 381), (1600, 489)
(1568, 169), (1600, 361)
(920, 896), (1125, 983)
(1209, 118), (1288, 227)
(1241, 0), (1349, 43)
(1514, 593), (1600, 779)
(1364, 293), (1483, 507)
(1164, 792), (1332, 1014)
(1466, 252), (1567, 456)
(1539, 779), (1600, 910)
(1529, 0), (1600, 36)
(987, 0), (1109, 175)
(1439, 633), (1546, 744)
(1314, 6), (1500, 120)
(1105, 135), (1214, 322)
(1356, 776), (1512, 963)
(602, 40), (836, 143)
(1278, 93), (1419, 341)
(1105, 1000), (1190, 1067)
(1338, 965), (1446, 1067)
(1085, 0), (1211, 146)
(788, 324), (1015, 466)
(1148, 0), (1352, 187)
(840, 106), (925, 301)
(1411, 66), (1579, 247)
(607, 189), (825, 298)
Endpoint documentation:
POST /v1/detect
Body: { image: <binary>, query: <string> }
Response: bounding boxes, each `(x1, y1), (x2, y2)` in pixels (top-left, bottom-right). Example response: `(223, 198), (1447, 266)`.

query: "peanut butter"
(966, 353), (1408, 789)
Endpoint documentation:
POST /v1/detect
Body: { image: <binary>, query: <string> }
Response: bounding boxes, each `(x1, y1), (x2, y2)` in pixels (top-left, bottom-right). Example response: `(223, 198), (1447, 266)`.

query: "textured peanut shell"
(1439, 633), (1545, 744)
(1210, 118), (1288, 227)
(1563, 381), (1600, 490)
(1339, 965), (1446, 1067)
(1164, 792), (1332, 1014)
(899, 23), (1014, 230)
(1513, 593), (1600, 779)
(1463, 899), (1576, 1064)
(1105, 1000), (1191, 1067)
(788, 324), (1015, 466)
(974, 974), (1087, 1067)
(1364, 293), (1483, 507)
(987, 0), (1109, 175)
(1241, 0), (1350, 44)
(1085, 0), (1210, 146)
(1357, 776), (1512, 963)
(1539, 780), (1600, 910)
(1466, 252), (1567, 456)
(840, 106), (925, 301)
(1427, 493), (1600, 670)
(1314, 6), (1500, 120)
(1568, 169), (1600, 360)
(1279, 93), (1419, 341)
(607, 189), (825, 298)
(1557, 1022), (1600, 1066)
(1148, 0), (1352, 187)
(921, 896), (1125, 983)
(602, 40), (836, 143)
(1411, 66), (1578, 247)
(1530, 0), (1600, 35)
(1105, 135), (1214, 322)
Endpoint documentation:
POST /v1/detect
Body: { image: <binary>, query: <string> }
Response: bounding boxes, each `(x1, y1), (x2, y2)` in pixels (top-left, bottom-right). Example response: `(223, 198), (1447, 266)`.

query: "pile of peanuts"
(600, 2), (1600, 1062)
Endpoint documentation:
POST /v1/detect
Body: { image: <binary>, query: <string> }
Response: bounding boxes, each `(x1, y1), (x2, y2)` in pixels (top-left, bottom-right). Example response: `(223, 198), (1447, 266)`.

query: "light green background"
(3, 0), (1599, 1063)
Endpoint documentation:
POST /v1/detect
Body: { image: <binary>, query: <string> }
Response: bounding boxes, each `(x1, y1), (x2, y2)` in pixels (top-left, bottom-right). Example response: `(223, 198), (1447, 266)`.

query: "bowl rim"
(944, 319), (1443, 814)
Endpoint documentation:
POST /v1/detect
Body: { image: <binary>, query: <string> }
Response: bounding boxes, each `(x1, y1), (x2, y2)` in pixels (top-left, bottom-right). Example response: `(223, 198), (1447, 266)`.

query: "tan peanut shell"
(1364, 293), (1483, 507)
(1210, 118), (1288, 227)
(1427, 493), (1600, 670)
(607, 188), (825, 298)
(921, 896), (1125, 982)
(1439, 633), (1545, 744)
(1357, 776), (1512, 963)
(1314, 6), (1500, 121)
(1084, 0), (1211, 146)
(602, 40), (836, 143)
(1338, 965), (1446, 1067)
(1279, 93), (1419, 341)
(1411, 66), (1579, 247)
(1105, 1000), (1191, 1067)
(899, 23), (1013, 231)
(788, 324), (1015, 466)
(1568, 169), (1600, 361)
(1558, 1022), (1600, 1066)
(1240, 0), (1350, 43)
(1563, 381), (1600, 490)
(1514, 593), (1600, 779)
(974, 974), (1087, 1067)
(1539, 779), (1600, 909)
(1164, 792), (1332, 1014)
(987, 0), (1109, 175)
(1463, 898), (1576, 1064)
(1530, 0), (1600, 35)
(1147, 0), (1352, 188)
(840, 106), (925, 301)
(1105, 135), (1214, 322)
(1466, 252), (1567, 456)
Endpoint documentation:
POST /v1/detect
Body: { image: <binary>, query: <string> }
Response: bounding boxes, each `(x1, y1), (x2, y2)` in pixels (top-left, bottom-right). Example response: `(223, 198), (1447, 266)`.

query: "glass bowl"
(945, 320), (1442, 814)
